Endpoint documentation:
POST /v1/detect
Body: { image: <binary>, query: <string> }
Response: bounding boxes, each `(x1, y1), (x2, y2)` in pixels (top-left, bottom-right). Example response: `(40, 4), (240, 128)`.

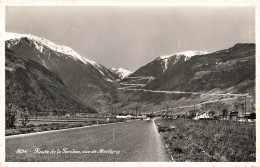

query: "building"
(76, 113), (85, 117)
(65, 113), (71, 117)
(193, 112), (214, 120)
(218, 109), (229, 121)
(229, 111), (239, 122)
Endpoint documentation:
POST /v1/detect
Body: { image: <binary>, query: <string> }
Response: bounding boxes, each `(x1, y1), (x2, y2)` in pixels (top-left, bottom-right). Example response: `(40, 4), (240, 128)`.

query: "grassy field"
(155, 118), (255, 162)
(6, 118), (125, 136)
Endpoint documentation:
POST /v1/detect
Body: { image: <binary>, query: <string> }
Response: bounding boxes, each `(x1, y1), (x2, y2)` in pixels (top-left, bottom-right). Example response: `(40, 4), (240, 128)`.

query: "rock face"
(5, 32), (120, 107)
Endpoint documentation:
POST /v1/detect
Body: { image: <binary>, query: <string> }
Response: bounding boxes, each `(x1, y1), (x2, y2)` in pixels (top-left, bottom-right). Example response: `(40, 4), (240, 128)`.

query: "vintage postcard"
(0, 0), (259, 167)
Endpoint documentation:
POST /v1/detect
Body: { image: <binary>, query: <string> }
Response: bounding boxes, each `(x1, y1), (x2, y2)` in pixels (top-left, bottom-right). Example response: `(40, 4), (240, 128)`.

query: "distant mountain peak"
(110, 67), (132, 79)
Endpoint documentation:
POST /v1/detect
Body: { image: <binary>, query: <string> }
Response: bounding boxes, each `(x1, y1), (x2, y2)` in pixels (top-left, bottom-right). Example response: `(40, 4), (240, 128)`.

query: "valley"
(5, 33), (255, 117)
(4, 32), (256, 162)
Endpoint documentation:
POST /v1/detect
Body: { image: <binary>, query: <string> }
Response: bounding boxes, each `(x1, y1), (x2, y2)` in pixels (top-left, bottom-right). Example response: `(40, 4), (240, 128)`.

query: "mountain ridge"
(5, 48), (97, 115)
(117, 43), (255, 114)
(5, 32), (120, 106)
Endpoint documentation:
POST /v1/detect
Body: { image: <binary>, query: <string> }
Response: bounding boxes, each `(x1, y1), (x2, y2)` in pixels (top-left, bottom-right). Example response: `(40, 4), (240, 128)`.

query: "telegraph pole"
(244, 95), (247, 115)
(242, 103), (244, 115)
(244, 95), (247, 122)
(162, 107), (164, 117)
(136, 105), (138, 118)
(218, 105), (220, 119)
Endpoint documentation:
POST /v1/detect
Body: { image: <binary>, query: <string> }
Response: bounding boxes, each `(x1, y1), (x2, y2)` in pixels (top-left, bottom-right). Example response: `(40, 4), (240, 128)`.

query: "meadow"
(155, 118), (255, 162)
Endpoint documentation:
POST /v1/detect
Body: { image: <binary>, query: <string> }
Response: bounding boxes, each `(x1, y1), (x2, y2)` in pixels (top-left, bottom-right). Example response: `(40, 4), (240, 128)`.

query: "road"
(6, 120), (169, 162)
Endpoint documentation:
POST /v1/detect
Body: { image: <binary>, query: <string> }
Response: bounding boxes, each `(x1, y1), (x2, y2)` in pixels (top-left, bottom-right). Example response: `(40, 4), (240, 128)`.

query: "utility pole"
(244, 95), (247, 122)
(244, 96), (247, 115)
(35, 109), (38, 121)
(162, 107), (164, 117)
(218, 105), (220, 119)
(241, 102), (244, 120)
(136, 105), (138, 118)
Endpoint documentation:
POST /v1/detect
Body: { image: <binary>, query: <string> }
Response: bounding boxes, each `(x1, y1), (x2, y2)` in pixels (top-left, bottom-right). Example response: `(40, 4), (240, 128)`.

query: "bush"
(26, 124), (35, 128)
(76, 124), (83, 127)
(39, 127), (48, 131)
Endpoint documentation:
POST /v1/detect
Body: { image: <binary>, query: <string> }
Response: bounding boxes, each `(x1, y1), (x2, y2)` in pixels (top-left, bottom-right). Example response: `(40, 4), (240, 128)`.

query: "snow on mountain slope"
(125, 50), (211, 80)
(159, 51), (210, 60)
(5, 32), (107, 76)
(158, 51), (210, 71)
(110, 67), (132, 79)
(5, 32), (120, 106)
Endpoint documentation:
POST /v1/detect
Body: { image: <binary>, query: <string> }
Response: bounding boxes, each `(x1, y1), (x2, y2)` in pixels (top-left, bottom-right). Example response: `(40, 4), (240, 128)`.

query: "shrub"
(26, 124), (35, 128)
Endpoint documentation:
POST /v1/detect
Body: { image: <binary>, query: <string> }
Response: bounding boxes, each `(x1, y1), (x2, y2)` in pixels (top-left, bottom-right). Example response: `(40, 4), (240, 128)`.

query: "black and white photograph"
(1, 1), (258, 165)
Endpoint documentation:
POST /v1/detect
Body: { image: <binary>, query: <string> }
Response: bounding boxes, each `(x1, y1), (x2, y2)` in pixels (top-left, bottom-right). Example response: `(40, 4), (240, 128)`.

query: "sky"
(6, 6), (255, 71)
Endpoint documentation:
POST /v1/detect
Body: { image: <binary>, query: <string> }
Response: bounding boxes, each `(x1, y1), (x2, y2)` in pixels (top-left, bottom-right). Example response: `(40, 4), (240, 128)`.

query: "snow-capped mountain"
(157, 51), (210, 72)
(146, 43), (255, 94)
(119, 43), (255, 115)
(5, 32), (114, 77)
(125, 50), (210, 80)
(110, 67), (132, 79)
(5, 32), (119, 106)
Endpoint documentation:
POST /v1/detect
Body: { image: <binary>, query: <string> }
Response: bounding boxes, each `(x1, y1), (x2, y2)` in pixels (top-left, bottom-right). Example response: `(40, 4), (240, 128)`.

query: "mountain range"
(5, 32), (255, 115)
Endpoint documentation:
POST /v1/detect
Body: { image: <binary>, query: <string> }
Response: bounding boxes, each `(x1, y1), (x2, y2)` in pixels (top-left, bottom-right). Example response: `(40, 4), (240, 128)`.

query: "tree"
(19, 106), (30, 126)
(5, 103), (30, 128)
(5, 103), (17, 128)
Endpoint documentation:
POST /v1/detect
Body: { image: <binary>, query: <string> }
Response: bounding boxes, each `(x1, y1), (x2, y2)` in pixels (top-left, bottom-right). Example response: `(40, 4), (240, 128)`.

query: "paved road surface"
(6, 120), (169, 162)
